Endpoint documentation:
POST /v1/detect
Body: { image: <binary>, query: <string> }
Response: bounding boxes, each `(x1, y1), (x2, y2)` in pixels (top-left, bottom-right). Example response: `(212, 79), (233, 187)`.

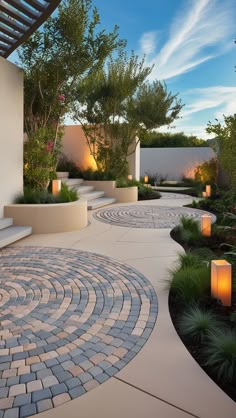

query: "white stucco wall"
(63, 126), (140, 179)
(0, 58), (24, 217)
(140, 147), (215, 180)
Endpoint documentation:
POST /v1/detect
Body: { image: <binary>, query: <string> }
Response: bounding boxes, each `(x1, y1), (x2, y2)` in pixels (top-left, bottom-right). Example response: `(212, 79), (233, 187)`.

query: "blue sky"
(9, 0), (235, 140)
(94, 0), (236, 139)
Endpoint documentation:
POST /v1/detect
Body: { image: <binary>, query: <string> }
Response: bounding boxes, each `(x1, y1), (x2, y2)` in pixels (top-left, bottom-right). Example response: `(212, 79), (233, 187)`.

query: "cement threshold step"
(77, 185), (95, 194)
(0, 226), (32, 249)
(0, 218), (13, 230)
(88, 197), (116, 210)
(63, 178), (84, 187)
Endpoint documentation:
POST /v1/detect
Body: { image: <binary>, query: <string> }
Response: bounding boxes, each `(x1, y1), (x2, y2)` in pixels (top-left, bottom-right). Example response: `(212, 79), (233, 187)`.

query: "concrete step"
(88, 197), (116, 210)
(0, 218), (13, 230)
(0, 226), (32, 249)
(63, 178), (84, 188)
(77, 185), (95, 194)
(81, 191), (105, 201)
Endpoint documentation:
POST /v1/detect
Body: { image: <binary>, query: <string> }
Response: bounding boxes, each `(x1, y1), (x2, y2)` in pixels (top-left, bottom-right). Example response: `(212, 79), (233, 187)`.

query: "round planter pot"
(4, 200), (88, 234)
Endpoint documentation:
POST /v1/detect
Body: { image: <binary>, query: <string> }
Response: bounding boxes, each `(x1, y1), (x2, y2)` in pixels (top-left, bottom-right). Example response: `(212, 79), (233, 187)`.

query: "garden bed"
(169, 222), (236, 402)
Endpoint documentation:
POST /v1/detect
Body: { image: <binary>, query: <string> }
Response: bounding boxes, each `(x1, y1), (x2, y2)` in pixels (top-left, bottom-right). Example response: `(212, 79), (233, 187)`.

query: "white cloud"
(139, 31), (157, 55)
(160, 85), (236, 139)
(143, 0), (235, 80)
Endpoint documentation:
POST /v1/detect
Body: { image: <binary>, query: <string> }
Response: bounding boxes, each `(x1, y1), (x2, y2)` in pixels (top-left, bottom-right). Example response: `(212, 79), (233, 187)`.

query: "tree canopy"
(140, 131), (207, 148)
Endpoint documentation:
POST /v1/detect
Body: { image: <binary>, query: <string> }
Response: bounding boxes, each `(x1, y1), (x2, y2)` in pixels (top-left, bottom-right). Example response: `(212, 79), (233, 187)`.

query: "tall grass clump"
(204, 330), (236, 383)
(178, 306), (221, 344)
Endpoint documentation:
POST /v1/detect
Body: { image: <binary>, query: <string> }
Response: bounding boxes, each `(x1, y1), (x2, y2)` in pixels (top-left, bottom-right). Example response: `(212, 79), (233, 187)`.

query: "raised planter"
(83, 180), (138, 203)
(4, 200), (87, 234)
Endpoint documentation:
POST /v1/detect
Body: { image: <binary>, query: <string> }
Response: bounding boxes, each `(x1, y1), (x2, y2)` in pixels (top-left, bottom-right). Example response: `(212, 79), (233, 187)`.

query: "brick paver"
(93, 204), (216, 228)
(0, 247), (157, 416)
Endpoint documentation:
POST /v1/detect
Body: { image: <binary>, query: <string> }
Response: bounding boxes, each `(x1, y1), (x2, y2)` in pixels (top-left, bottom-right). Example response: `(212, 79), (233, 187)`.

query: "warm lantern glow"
(202, 191), (207, 198)
(201, 214), (211, 237)
(52, 180), (61, 195)
(206, 185), (211, 197)
(128, 174), (133, 180)
(211, 260), (232, 306)
(144, 175), (148, 184)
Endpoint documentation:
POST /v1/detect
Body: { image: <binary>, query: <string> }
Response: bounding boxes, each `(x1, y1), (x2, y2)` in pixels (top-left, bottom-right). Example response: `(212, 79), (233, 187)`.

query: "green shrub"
(178, 216), (201, 244)
(178, 306), (221, 343)
(177, 253), (203, 269)
(169, 264), (210, 303)
(204, 330), (236, 383)
(116, 178), (140, 188)
(138, 185), (161, 200)
(15, 183), (78, 204)
(81, 168), (115, 181)
(57, 156), (82, 178)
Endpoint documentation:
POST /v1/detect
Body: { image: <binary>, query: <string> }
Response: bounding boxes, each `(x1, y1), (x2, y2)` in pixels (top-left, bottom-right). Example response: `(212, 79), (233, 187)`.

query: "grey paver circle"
(93, 205), (216, 229)
(0, 246), (157, 416)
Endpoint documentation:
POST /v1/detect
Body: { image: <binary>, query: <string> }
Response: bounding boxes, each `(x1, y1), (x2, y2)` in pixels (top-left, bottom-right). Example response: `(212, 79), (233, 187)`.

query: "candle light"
(211, 260), (232, 306)
(52, 180), (61, 195)
(201, 214), (211, 237)
(127, 174), (133, 180)
(206, 185), (211, 197)
(144, 175), (148, 184)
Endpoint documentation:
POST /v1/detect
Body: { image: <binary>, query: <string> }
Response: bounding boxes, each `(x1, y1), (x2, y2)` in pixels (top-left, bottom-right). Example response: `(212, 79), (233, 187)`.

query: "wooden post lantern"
(206, 185), (211, 197)
(144, 175), (148, 184)
(201, 214), (211, 237)
(52, 180), (61, 195)
(211, 260), (232, 306)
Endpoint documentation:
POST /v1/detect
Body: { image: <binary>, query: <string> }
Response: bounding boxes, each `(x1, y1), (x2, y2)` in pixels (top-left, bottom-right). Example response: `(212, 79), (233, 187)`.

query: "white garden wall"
(140, 147), (215, 180)
(0, 58), (24, 217)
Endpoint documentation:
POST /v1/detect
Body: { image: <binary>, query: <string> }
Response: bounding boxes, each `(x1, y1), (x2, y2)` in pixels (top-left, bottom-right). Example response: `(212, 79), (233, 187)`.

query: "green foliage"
(190, 247), (216, 262)
(140, 131), (207, 148)
(81, 168), (115, 180)
(177, 253), (203, 269)
(169, 262), (210, 303)
(116, 178), (140, 188)
(207, 114), (236, 190)
(138, 185), (161, 200)
(74, 50), (183, 178)
(19, 0), (123, 139)
(142, 172), (167, 186)
(194, 158), (218, 186)
(177, 216), (201, 244)
(24, 127), (61, 191)
(178, 306), (221, 344)
(57, 156), (82, 178)
(15, 183), (78, 204)
(204, 330), (236, 383)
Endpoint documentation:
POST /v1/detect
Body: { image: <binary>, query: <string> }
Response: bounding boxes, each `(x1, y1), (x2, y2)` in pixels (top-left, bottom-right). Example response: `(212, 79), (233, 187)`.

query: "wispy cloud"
(141, 0), (235, 80)
(160, 85), (236, 139)
(140, 31), (157, 55)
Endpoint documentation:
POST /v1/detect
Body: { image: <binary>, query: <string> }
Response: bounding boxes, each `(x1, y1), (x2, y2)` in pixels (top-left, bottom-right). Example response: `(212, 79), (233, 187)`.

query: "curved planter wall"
(83, 181), (138, 203)
(4, 200), (88, 234)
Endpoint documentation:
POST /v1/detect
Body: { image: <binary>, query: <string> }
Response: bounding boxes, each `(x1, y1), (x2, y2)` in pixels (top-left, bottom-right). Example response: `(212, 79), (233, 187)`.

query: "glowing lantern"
(52, 180), (61, 195)
(202, 191), (207, 198)
(127, 174), (133, 180)
(201, 214), (211, 237)
(144, 175), (148, 184)
(211, 260), (232, 306)
(206, 185), (211, 197)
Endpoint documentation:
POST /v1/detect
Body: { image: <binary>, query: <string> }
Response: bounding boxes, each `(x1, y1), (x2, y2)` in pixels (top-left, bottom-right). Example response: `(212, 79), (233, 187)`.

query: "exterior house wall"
(62, 126), (140, 179)
(0, 58), (23, 217)
(140, 147), (215, 180)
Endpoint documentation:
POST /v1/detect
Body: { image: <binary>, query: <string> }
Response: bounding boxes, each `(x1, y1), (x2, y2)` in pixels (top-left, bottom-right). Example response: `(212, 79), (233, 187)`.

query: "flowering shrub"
(24, 127), (62, 191)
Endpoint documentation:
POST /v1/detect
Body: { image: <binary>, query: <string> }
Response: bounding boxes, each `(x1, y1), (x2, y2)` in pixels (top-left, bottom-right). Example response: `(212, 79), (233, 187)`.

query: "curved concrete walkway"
(7, 194), (236, 418)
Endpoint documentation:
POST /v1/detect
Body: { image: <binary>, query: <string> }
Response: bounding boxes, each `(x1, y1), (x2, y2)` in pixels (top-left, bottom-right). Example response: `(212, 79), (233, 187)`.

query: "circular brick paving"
(94, 205), (216, 229)
(0, 247), (157, 417)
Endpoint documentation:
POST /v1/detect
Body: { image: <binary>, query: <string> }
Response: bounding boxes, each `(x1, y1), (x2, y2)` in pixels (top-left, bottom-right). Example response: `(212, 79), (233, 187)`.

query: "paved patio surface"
(1, 194), (235, 418)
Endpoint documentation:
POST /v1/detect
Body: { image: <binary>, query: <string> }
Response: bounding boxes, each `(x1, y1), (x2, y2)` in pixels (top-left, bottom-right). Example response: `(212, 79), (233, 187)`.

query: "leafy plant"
(177, 216), (201, 244)
(178, 306), (221, 343)
(15, 183), (78, 204)
(81, 168), (115, 181)
(138, 185), (161, 200)
(190, 247), (216, 262)
(116, 178), (140, 188)
(204, 330), (236, 383)
(177, 253), (203, 269)
(194, 158), (218, 187)
(169, 264), (210, 303)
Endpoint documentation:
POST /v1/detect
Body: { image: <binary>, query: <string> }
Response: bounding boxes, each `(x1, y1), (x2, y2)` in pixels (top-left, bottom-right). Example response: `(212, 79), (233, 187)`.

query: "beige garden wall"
(62, 126), (140, 180)
(0, 58), (24, 217)
(83, 181), (138, 203)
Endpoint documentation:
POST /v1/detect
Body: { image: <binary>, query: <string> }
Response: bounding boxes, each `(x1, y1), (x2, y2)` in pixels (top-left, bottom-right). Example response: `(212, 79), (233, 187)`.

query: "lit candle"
(201, 214), (211, 237)
(202, 191), (207, 197)
(144, 175), (148, 184)
(206, 185), (211, 197)
(211, 260), (232, 306)
(127, 174), (133, 180)
(52, 180), (61, 195)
